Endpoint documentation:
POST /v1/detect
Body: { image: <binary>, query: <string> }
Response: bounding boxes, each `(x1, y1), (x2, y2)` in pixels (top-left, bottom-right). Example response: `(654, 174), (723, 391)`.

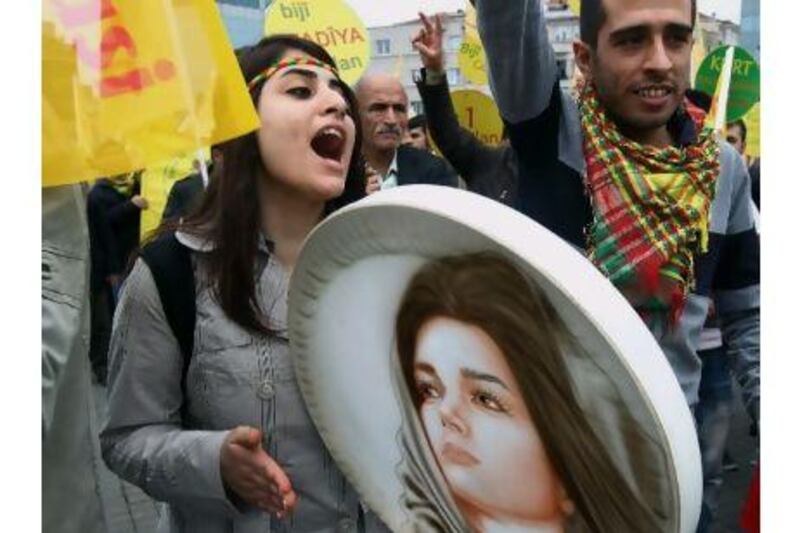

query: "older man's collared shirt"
(379, 151), (400, 190)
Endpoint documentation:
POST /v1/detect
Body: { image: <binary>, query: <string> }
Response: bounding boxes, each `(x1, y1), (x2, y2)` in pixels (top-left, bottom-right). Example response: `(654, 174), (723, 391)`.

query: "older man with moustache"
(355, 73), (457, 194)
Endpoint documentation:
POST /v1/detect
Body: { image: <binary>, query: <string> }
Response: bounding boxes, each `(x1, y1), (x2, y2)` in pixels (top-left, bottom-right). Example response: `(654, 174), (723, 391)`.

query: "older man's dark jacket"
(395, 144), (459, 188)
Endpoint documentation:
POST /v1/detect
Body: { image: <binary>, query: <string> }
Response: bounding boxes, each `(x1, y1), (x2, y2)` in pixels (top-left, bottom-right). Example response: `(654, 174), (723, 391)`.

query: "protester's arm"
(713, 146), (760, 426)
(106, 197), (142, 227)
(100, 259), (236, 512)
(412, 13), (505, 187)
(416, 72), (502, 186)
(430, 152), (460, 187)
(475, 0), (558, 123)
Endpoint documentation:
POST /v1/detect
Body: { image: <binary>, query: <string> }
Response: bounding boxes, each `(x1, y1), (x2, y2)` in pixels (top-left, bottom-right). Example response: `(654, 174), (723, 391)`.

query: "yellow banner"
(43, 0), (259, 187)
(450, 90), (504, 146)
(568, 0), (580, 15)
(264, 0), (370, 85)
(459, 4), (488, 86)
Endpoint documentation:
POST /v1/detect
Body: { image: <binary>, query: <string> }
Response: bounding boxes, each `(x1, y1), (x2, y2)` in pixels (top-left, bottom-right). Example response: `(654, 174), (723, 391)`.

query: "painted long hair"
(395, 253), (661, 532)
(157, 35), (365, 334)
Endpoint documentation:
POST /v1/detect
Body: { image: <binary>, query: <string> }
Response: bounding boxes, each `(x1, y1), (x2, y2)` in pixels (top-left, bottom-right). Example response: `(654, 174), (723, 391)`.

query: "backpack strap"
(139, 232), (196, 413)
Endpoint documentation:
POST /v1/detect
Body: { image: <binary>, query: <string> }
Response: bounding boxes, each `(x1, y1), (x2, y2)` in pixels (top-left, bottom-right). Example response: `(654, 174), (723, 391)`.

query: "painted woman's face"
(413, 317), (564, 524)
(256, 50), (356, 202)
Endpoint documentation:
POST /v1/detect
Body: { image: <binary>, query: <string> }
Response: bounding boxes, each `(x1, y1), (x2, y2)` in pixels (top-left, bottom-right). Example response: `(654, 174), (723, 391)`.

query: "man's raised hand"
(411, 12), (445, 73)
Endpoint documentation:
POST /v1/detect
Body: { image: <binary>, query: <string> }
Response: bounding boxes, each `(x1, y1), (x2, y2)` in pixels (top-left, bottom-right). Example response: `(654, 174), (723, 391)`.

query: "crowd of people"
(43, 1), (760, 532)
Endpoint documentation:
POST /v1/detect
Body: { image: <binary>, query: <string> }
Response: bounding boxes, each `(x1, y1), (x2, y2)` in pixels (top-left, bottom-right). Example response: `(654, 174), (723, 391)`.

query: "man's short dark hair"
(408, 115), (428, 131)
(580, 0), (697, 48)
(728, 119), (747, 144)
(408, 114), (427, 131)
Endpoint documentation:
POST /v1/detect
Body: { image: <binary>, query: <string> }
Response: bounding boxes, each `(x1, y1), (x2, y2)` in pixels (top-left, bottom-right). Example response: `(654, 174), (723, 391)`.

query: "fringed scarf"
(577, 82), (720, 323)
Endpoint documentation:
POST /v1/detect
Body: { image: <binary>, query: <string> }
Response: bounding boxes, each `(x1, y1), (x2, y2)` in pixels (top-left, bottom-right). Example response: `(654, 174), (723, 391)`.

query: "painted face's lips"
(311, 125), (346, 163)
(441, 442), (480, 467)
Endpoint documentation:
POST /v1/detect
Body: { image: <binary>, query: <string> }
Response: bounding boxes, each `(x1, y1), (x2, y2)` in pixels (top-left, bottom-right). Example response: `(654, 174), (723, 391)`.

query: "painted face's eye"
(416, 379), (441, 402)
(472, 389), (510, 414)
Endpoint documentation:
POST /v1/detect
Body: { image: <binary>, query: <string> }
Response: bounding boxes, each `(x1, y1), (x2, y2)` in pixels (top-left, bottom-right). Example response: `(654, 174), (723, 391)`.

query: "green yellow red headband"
(247, 58), (340, 91)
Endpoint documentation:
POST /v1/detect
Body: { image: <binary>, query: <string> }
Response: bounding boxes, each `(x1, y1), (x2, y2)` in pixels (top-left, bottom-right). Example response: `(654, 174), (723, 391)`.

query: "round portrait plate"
(288, 186), (701, 532)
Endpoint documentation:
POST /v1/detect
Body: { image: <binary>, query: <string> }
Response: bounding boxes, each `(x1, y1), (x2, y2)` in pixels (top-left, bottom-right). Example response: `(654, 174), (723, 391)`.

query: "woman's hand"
(220, 426), (298, 517)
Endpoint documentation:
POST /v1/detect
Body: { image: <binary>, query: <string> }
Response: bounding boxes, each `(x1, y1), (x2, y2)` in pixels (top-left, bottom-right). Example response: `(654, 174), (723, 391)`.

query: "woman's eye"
(287, 86), (312, 98)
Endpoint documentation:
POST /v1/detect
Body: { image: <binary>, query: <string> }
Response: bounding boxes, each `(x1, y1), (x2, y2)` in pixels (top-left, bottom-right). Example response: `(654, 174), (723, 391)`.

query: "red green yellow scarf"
(577, 82), (720, 321)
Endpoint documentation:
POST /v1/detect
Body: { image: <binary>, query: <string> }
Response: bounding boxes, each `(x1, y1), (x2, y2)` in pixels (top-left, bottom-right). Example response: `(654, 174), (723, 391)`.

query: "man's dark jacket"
(416, 70), (518, 205)
(86, 179), (141, 292)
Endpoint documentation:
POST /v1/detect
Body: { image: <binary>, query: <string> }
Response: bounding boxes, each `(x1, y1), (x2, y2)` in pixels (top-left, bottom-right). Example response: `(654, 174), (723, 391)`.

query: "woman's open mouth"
(311, 125), (346, 164)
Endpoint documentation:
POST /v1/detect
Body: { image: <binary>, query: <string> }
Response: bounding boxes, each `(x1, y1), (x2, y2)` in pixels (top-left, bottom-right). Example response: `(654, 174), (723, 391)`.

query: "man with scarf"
(470, 0), (759, 438)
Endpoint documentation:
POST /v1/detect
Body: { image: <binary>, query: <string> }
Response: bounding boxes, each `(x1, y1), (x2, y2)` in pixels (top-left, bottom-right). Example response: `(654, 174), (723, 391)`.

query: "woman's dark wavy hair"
(395, 253), (661, 532)
(154, 35), (365, 334)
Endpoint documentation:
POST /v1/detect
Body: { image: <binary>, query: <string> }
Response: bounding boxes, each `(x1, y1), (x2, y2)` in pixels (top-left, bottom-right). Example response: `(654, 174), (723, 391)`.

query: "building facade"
(700, 12), (741, 51)
(366, 12), (466, 116)
(739, 0), (760, 61)
(216, 0), (271, 49)
(366, 5), (580, 117)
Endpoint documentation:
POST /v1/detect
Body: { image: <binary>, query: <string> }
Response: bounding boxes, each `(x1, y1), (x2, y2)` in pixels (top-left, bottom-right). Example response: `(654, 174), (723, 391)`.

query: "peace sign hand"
(411, 12), (445, 73)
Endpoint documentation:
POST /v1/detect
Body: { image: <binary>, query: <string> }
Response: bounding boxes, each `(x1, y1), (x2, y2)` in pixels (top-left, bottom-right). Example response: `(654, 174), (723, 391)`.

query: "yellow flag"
(705, 46), (735, 133)
(42, 0), (259, 187)
(139, 149), (207, 239)
(464, 2), (479, 40)
(459, 3), (489, 86)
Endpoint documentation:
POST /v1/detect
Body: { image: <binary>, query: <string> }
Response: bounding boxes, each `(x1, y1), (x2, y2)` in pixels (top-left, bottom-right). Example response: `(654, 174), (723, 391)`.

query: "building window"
(375, 39), (391, 55)
(447, 35), (462, 51)
(446, 68), (460, 85)
(556, 59), (568, 80)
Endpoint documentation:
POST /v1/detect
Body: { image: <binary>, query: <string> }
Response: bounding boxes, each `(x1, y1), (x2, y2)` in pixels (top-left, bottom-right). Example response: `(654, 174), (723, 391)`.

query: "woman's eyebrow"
(279, 67), (318, 81)
(461, 368), (509, 391)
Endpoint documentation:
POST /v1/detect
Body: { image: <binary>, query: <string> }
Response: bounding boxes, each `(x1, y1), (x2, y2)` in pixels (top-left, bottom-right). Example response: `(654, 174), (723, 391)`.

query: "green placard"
(695, 45), (760, 122)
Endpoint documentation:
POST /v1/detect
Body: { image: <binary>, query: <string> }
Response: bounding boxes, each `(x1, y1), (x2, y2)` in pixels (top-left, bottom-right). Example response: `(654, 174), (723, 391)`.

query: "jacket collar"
(176, 227), (273, 255)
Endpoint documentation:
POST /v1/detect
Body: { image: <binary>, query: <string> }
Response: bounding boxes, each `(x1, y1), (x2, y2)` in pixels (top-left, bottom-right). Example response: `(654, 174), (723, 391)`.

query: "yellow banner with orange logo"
(42, 0), (259, 187)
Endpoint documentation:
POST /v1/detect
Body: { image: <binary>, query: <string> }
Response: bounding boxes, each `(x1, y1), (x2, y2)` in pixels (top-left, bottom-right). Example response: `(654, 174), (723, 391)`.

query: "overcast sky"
(347, 0), (743, 27)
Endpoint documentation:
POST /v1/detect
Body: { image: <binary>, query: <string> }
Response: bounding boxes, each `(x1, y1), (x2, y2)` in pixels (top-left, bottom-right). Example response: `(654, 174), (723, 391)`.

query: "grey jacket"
(43, 184), (107, 533)
(101, 230), (386, 533)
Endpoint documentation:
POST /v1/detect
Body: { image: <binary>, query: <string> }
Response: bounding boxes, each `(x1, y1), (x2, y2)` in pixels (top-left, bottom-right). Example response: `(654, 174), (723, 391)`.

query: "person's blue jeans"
(694, 345), (734, 533)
